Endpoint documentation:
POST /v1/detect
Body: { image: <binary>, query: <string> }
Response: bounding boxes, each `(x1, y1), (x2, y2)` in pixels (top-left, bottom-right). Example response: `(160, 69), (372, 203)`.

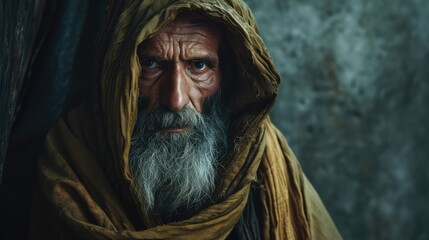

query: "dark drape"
(0, 0), (106, 239)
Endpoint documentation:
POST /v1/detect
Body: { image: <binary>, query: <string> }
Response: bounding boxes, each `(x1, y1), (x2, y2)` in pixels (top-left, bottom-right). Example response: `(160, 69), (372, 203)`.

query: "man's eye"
(141, 58), (160, 69)
(190, 60), (208, 71)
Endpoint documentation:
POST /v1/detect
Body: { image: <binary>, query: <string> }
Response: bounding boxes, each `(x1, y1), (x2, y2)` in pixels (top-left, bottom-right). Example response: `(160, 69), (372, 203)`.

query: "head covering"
(31, 0), (342, 239)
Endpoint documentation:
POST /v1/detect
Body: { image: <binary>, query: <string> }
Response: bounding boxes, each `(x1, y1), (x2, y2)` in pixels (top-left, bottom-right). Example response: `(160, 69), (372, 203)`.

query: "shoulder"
(262, 118), (343, 240)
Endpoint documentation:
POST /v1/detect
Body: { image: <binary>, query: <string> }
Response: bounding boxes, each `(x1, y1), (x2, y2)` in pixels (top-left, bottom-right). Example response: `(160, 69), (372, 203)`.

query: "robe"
(30, 0), (342, 239)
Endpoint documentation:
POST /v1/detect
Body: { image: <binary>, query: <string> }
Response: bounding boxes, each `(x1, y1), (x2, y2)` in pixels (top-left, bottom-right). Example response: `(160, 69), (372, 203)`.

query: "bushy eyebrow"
(139, 55), (163, 61)
(194, 56), (218, 67)
(138, 54), (219, 67)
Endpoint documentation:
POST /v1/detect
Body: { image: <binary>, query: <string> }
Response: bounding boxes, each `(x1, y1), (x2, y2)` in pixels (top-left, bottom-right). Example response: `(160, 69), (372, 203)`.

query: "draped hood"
(30, 0), (342, 239)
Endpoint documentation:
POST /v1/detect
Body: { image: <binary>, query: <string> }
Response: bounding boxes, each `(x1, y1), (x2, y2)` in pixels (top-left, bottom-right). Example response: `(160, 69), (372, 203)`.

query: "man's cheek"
(137, 95), (152, 113)
(138, 77), (145, 95)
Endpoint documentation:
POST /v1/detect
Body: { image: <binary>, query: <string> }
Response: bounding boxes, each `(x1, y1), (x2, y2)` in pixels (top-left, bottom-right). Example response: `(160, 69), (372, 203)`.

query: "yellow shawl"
(30, 0), (342, 239)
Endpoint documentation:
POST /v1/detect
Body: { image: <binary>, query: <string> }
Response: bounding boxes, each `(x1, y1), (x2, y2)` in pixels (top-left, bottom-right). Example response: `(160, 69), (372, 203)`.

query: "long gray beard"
(129, 92), (228, 218)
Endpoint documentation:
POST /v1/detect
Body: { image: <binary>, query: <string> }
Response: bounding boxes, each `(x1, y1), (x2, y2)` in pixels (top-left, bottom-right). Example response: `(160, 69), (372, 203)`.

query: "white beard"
(129, 92), (228, 218)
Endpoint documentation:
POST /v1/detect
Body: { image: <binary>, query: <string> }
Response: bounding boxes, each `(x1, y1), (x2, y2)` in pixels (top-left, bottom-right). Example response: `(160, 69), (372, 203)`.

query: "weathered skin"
(137, 15), (222, 119)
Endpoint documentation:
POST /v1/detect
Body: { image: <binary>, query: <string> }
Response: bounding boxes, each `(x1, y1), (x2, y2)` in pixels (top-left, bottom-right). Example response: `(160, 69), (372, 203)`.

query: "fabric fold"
(30, 0), (342, 239)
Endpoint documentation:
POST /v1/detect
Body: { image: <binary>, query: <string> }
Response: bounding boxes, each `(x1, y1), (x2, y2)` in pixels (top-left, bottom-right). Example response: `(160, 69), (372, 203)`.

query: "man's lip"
(158, 127), (188, 133)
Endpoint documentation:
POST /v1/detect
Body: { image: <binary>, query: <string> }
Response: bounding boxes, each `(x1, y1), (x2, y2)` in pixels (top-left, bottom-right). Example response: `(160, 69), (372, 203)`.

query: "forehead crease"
(185, 44), (217, 55)
(139, 21), (221, 56)
(156, 30), (217, 42)
(150, 33), (217, 47)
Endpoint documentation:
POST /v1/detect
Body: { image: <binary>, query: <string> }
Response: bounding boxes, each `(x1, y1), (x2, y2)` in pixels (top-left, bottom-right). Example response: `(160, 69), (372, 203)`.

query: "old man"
(30, 0), (342, 239)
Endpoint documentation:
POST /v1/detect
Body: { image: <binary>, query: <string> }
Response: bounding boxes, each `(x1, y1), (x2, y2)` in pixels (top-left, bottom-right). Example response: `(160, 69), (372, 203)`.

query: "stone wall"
(244, 0), (429, 239)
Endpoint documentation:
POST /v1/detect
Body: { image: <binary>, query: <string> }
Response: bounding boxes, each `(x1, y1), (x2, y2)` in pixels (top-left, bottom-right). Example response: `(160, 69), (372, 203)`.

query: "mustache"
(137, 106), (205, 132)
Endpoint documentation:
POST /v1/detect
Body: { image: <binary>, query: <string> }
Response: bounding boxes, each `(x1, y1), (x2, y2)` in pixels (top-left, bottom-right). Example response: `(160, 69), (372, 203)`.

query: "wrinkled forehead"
(147, 12), (223, 44)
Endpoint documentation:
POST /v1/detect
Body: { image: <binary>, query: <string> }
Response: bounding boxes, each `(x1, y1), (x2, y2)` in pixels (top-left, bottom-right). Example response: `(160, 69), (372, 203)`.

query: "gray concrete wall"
(244, 0), (429, 239)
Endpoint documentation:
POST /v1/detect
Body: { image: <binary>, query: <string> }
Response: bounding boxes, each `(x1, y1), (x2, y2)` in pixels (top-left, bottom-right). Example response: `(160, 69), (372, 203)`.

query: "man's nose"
(160, 64), (190, 112)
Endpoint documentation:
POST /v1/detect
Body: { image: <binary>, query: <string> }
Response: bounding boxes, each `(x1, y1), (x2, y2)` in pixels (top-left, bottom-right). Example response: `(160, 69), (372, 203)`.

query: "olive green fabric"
(30, 0), (342, 239)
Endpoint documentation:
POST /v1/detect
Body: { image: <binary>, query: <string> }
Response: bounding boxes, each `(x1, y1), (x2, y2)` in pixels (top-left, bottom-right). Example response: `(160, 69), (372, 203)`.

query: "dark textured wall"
(244, 0), (429, 239)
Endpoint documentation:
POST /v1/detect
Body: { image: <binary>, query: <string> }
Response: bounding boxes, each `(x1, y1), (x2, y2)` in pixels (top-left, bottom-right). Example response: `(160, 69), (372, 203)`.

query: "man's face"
(130, 16), (228, 219)
(137, 16), (222, 134)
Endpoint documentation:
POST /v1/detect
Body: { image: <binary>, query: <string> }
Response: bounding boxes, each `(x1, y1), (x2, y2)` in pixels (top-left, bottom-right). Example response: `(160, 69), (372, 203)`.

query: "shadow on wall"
(244, 0), (429, 239)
